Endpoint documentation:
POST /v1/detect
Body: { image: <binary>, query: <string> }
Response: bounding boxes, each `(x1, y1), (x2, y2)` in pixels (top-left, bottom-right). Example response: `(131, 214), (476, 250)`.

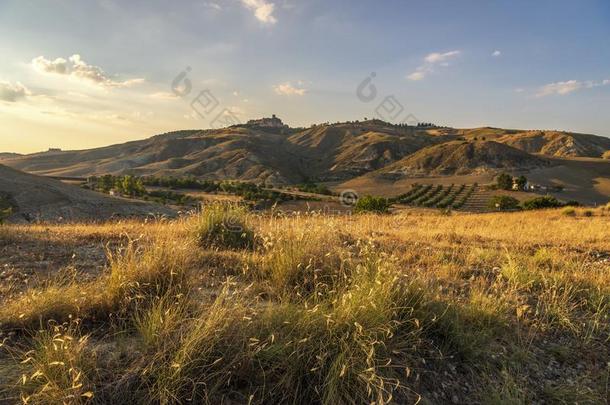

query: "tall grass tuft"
(17, 322), (96, 404)
(193, 203), (254, 250)
(148, 248), (427, 404)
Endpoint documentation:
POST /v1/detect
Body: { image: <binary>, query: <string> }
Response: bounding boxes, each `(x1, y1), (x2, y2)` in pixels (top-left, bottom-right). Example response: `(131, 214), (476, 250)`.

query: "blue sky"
(1, 0), (609, 153)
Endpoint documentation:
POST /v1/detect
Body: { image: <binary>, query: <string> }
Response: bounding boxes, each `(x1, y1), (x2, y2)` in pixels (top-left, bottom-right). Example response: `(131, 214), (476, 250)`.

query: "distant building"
(47, 148), (62, 152)
(247, 114), (288, 128)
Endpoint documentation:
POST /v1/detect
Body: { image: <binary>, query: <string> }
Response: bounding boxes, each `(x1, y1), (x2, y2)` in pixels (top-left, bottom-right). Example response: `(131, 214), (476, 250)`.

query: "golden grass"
(0, 207), (608, 403)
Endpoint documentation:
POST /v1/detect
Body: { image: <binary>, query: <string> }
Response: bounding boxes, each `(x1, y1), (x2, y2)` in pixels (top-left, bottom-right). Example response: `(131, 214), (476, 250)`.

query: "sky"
(1, 0), (610, 153)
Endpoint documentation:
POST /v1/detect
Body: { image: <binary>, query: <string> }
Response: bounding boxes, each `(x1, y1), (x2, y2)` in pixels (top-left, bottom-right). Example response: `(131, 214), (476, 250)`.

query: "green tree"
(488, 195), (520, 211)
(353, 195), (390, 214)
(515, 176), (527, 191)
(496, 172), (514, 190)
(522, 195), (562, 210)
(98, 175), (114, 192)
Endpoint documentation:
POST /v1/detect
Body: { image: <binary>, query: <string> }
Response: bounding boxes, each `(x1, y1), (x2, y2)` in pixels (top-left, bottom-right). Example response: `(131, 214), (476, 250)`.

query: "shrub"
(496, 173), (513, 190)
(561, 207), (576, 217)
(0, 207), (12, 225)
(521, 196), (562, 210)
(564, 200), (581, 207)
(193, 203), (254, 249)
(353, 195), (390, 214)
(582, 210), (594, 217)
(488, 196), (520, 211)
(296, 182), (333, 195)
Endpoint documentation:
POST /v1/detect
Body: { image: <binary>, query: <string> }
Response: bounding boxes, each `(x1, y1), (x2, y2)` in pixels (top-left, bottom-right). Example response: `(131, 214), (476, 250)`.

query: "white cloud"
(204, 2), (222, 10)
(273, 82), (306, 96)
(407, 50), (461, 81)
(32, 56), (68, 74)
(32, 54), (144, 88)
(0, 80), (30, 102)
(241, 0), (277, 24)
(407, 71), (425, 81)
(424, 50), (460, 64)
(536, 79), (610, 97)
(492, 50), (502, 57)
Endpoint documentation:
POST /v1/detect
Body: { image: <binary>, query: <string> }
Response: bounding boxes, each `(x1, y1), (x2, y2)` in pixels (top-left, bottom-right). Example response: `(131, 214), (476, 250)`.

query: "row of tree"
(88, 175), (146, 196)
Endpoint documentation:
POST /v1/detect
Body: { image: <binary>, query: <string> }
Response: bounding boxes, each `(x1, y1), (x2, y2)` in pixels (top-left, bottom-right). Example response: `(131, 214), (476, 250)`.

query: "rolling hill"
(0, 164), (173, 223)
(1, 120), (609, 204)
(0, 121), (442, 183)
(375, 140), (550, 177)
(496, 130), (610, 158)
(0, 153), (22, 160)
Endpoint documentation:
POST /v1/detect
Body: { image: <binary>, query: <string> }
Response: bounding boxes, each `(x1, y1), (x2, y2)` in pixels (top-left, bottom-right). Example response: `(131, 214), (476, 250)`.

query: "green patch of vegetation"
(438, 184), (465, 209)
(141, 176), (220, 191)
(193, 203), (254, 250)
(144, 189), (196, 205)
(398, 184), (430, 204)
(452, 183), (477, 209)
(353, 195), (390, 213)
(89, 174), (146, 196)
(219, 181), (296, 203)
(495, 172), (514, 190)
(488, 195), (520, 211)
(0, 207), (12, 225)
(295, 181), (333, 195)
(0, 195), (14, 224)
(521, 195), (562, 210)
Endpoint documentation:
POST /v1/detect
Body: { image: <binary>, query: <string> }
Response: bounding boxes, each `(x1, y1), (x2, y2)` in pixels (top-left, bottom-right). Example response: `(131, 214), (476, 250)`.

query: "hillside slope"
(0, 122), (440, 184)
(1, 122), (609, 188)
(496, 130), (610, 158)
(377, 140), (550, 177)
(0, 164), (173, 222)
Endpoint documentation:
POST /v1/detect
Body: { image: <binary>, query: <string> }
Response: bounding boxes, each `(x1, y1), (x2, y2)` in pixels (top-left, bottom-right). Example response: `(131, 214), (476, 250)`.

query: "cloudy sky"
(1, 0), (609, 153)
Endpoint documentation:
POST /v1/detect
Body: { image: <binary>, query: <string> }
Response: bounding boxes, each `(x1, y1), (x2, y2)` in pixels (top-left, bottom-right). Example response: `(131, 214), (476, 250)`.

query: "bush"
(561, 207), (576, 217)
(564, 200), (581, 207)
(521, 196), (562, 210)
(353, 195), (390, 214)
(496, 173), (513, 190)
(582, 210), (594, 217)
(0, 207), (12, 225)
(296, 182), (333, 195)
(488, 196), (520, 211)
(194, 203), (254, 249)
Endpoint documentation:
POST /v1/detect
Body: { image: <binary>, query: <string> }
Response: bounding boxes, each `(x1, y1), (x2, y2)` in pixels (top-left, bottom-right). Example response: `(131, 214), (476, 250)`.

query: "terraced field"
(395, 183), (481, 211)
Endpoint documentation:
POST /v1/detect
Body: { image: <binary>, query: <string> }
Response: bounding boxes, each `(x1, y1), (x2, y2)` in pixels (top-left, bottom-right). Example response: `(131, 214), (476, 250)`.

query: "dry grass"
(0, 207), (608, 403)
